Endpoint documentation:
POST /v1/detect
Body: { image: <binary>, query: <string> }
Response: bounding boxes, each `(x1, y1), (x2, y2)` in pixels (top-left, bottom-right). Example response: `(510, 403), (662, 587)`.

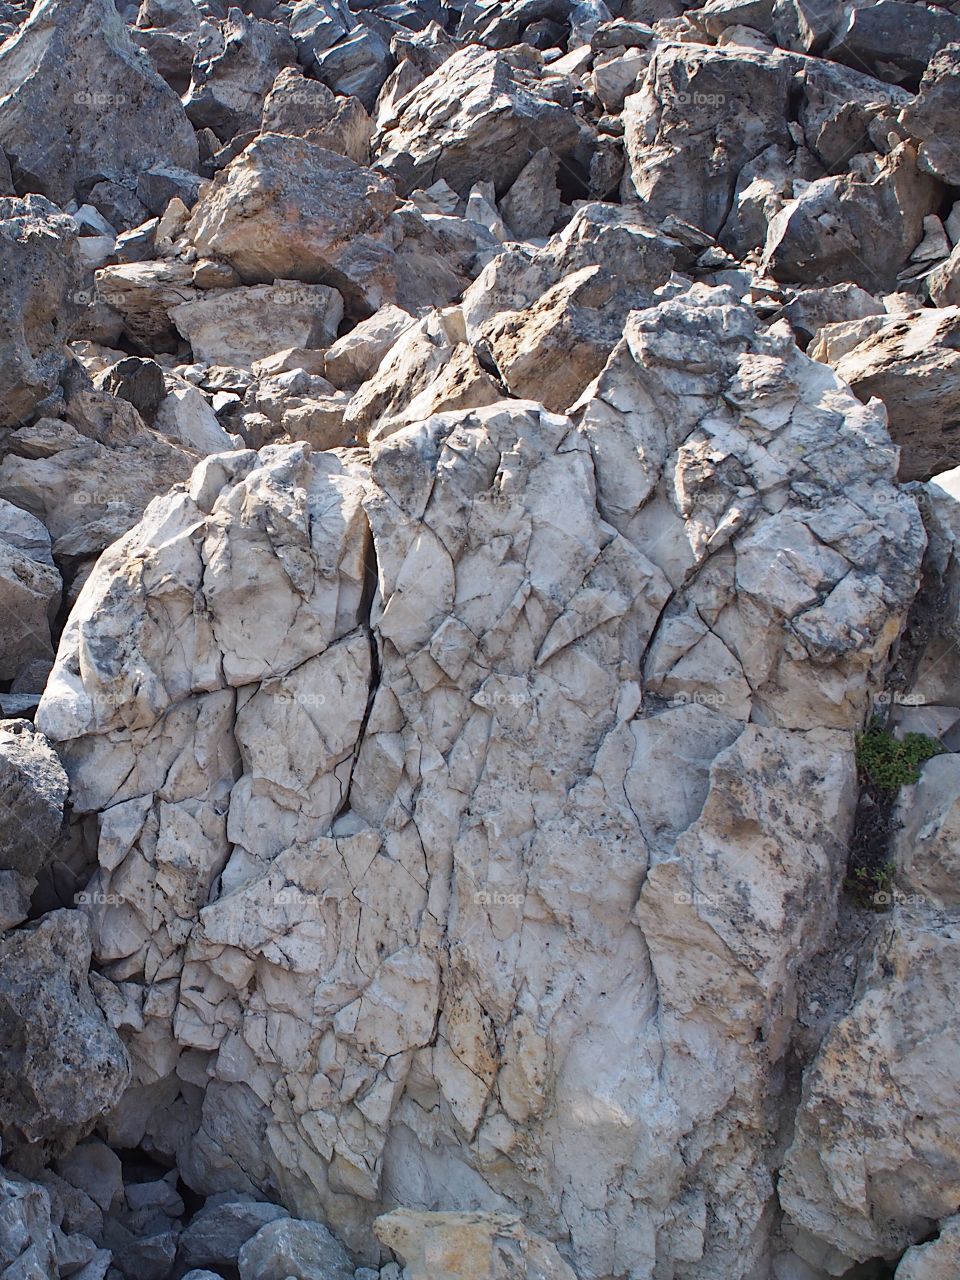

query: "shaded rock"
(94, 357), (167, 422)
(0, 195), (80, 428)
(826, 306), (960, 482)
(500, 147), (562, 240)
(0, 910), (130, 1163)
(176, 1200), (289, 1276)
(289, 0), (354, 66)
(902, 45), (960, 186)
(171, 283), (344, 367)
(185, 134), (398, 314)
(0, 502), (61, 684)
(0, 0), (198, 208)
(826, 1), (960, 88)
(896, 1217), (960, 1280)
(55, 1141), (123, 1215)
(780, 282), (884, 348)
(94, 261), (198, 354)
(184, 10), (297, 139)
(0, 718), (66, 881)
(0, 1167), (58, 1278)
(928, 242), (960, 306)
(313, 23), (394, 113)
(136, 165), (204, 218)
(237, 1217), (352, 1280)
(260, 67), (372, 163)
(375, 46), (582, 198)
(155, 384), (242, 454)
(323, 304), (415, 389)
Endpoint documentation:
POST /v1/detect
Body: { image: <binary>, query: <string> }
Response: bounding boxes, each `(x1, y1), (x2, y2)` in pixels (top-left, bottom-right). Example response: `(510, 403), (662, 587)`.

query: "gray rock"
(176, 1200), (289, 1275)
(94, 358), (167, 422)
(313, 23), (394, 113)
(289, 0), (354, 65)
(184, 10), (297, 139)
(826, 0), (960, 87)
(136, 165), (203, 217)
(0, 0), (198, 208)
(260, 67), (372, 163)
(0, 910), (130, 1164)
(0, 1168), (57, 1277)
(0, 719), (67, 879)
(55, 1141), (123, 1214)
(902, 44), (960, 186)
(237, 1218), (352, 1280)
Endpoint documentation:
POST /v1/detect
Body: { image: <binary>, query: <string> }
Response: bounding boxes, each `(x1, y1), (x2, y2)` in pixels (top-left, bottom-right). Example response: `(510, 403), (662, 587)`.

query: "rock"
(155, 385), (242, 454)
(176, 1200), (290, 1275)
(500, 148), (561, 240)
(373, 1211), (577, 1280)
(780, 282), (884, 348)
(94, 357), (167, 422)
(313, 23), (394, 113)
(55, 1141), (123, 1214)
(928, 242), (960, 306)
(0, 718), (67, 880)
(761, 143), (940, 295)
(289, 0), (355, 68)
(0, 502), (61, 684)
(94, 261), (198, 354)
(891, 755), (960, 908)
(260, 67), (372, 163)
(896, 1217), (960, 1280)
(136, 165), (204, 218)
(826, 1), (960, 88)
(0, 196), (80, 428)
(825, 307), (960, 482)
(170, 283), (345, 367)
(780, 909), (960, 1266)
(237, 1217), (353, 1280)
(0, 1167), (58, 1279)
(0, 0), (198, 208)
(184, 134), (398, 315)
(0, 910), (130, 1163)
(375, 46), (582, 198)
(323, 304), (415, 389)
(184, 10), (297, 139)
(902, 47), (960, 184)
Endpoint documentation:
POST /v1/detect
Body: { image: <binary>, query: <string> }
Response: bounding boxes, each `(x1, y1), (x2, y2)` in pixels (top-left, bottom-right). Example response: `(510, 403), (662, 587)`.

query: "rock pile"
(1, 0), (960, 1278)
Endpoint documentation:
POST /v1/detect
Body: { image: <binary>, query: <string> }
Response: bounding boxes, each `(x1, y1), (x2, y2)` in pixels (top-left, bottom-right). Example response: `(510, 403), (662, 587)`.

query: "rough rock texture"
(0, 0), (198, 207)
(184, 10), (297, 139)
(0, 499), (61, 682)
(374, 1210), (577, 1280)
(33, 285), (925, 1278)
(170, 283), (345, 367)
(0, 718), (67, 880)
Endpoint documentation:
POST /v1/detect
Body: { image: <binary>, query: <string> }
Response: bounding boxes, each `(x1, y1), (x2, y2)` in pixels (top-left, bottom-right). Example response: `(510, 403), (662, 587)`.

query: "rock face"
(34, 284), (924, 1277)
(0, 0), (198, 207)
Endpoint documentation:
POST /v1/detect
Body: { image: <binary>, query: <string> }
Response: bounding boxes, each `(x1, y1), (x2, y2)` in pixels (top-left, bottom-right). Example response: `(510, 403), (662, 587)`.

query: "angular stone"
(237, 1218), (352, 1280)
(184, 10), (297, 139)
(0, 719), (67, 879)
(373, 1210), (577, 1280)
(323, 304), (415, 390)
(0, 0), (198, 208)
(0, 502), (61, 684)
(826, 2), (960, 87)
(171, 283), (344, 368)
(176, 1200), (289, 1275)
(261, 67), (372, 163)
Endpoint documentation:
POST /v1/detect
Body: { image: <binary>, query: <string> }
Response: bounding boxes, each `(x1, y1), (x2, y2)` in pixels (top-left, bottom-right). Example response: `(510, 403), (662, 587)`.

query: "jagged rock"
(780, 282), (884, 348)
(170, 283), (344, 368)
(896, 1217), (960, 1280)
(824, 306), (960, 482)
(902, 45), (960, 185)
(155, 385), (242, 454)
(261, 67), (372, 163)
(236, 1218), (351, 1280)
(0, 0), (197, 207)
(94, 262), (198, 354)
(33, 285), (926, 1274)
(289, 0), (355, 68)
(0, 719), (67, 881)
(891, 756), (960, 908)
(0, 1167), (58, 1278)
(323, 304), (415, 390)
(826, 1), (960, 87)
(185, 135), (398, 314)
(375, 46), (582, 197)
(55, 1141), (123, 1214)
(373, 1211), (577, 1280)
(0, 196), (80, 428)
(780, 908), (960, 1267)
(184, 10), (297, 139)
(500, 148), (561, 240)
(94, 357), (167, 423)
(137, 165), (204, 218)
(762, 143), (940, 295)
(927, 241), (960, 306)
(176, 1200), (289, 1276)
(313, 23), (394, 113)
(0, 501), (61, 684)
(0, 910), (130, 1163)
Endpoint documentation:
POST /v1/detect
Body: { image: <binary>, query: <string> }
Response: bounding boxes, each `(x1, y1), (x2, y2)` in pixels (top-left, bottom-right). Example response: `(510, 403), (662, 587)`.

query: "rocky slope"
(2, 0), (960, 1278)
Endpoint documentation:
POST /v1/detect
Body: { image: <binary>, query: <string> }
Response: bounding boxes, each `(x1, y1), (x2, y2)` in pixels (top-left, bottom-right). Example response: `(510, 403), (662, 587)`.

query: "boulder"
(0, 718), (67, 880)
(184, 10), (297, 139)
(373, 1211), (577, 1280)
(891, 755), (960, 909)
(0, 196), (80, 428)
(500, 147), (562, 240)
(94, 357), (167, 422)
(826, 1), (960, 87)
(0, 0), (198, 208)
(170, 283), (344, 367)
(176, 1200), (289, 1275)
(825, 307), (960, 482)
(260, 67), (372, 163)
(375, 46), (582, 198)
(902, 45), (960, 186)
(0, 502), (61, 684)
(94, 261), (198, 354)
(184, 134), (398, 314)
(896, 1217), (960, 1280)
(313, 23), (394, 113)
(154, 385), (242, 454)
(237, 1217), (352, 1280)
(0, 910), (130, 1163)
(323, 304), (415, 389)
(0, 1167), (58, 1278)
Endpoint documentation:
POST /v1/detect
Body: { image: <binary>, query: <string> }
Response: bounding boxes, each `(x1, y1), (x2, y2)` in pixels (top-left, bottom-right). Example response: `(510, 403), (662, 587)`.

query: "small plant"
(855, 720), (942, 791)
(844, 861), (896, 911)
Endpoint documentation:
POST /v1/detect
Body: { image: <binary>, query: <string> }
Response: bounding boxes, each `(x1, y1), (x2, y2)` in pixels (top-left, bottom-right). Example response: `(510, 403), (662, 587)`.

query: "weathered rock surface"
(0, 718), (67, 881)
(170, 283), (344, 367)
(0, 500), (61, 683)
(184, 10), (297, 140)
(0, 0), (198, 208)
(374, 1210), (578, 1280)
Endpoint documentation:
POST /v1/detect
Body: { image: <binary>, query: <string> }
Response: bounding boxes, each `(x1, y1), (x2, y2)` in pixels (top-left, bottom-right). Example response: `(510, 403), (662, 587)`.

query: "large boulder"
(184, 9), (297, 140)
(373, 1211), (577, 1280)
(237, 1217), (353, 1280)
(184, 134), (398, 314)
(0, 195), (80, 427)
(170, 282), (344, 367)
(0, 718), (67, 880)
(825, 0), (960, 87)
(901, 44), (960, 186)
(33, 285), (927, 1277)
(375, 45), (582, 198)
(0, 501), (61, 683)
(260, 67), (372, 163)
(0, 910), (130, 1164)
(0, 0), (198, 208)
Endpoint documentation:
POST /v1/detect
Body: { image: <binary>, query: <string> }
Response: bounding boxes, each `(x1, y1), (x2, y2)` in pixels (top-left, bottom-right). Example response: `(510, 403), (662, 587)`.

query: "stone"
(0, 1168), (58, 1278)
(891, 755), (960, 908)
(176, 1200), (290, 1275)
(170, 284), (345, 368)
(237, 1217), (353, 1280)
(0, 719), (68, 880)
(0, 196), (81, 428)
(896, 1217), (960, 1280)
(94, 357), (167, 422)
(0, 503), (61, 684)
(373, 1211), (577, 1280)
(184, 10), (297, 139)
(928, 242), (960, 306)
(500, 148), (561, 240)
(323, 305), (415, 389)
(154, 385), (243, 454)
(826, 307), (960, 482)
(0, 910), (130, 1162)
(826, 1), (960, 87)
(313, 23), (394, 113)
(260, 67), (372, 163)
(375, 46), (582, 198)
(137, 165), (204, 218)
(0, 0), (198, 208)
(94, 261), (198, 354)
(55, 1141), (123, 1214)
(289, 0), (355, 68)
(780, 282), (884, 348)
(184, 135), (398, 315)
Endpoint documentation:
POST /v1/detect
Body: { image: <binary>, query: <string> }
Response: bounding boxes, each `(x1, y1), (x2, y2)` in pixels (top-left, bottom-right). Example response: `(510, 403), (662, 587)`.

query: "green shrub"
(855, 721), (942, 791)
